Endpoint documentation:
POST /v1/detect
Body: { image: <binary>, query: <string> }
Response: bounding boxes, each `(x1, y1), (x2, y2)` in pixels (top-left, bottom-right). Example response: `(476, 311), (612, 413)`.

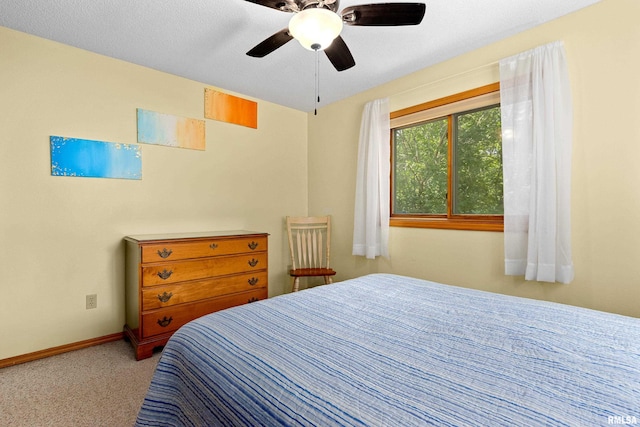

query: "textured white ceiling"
(0, 0), (600, 112)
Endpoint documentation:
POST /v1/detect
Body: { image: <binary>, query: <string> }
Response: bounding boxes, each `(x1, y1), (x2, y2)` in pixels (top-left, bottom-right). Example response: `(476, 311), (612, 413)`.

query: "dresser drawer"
(142, 271), (268, 309)
(141, 288), (268, 338)
(141, 252), (267, 286)
(141, 236), (267, 263)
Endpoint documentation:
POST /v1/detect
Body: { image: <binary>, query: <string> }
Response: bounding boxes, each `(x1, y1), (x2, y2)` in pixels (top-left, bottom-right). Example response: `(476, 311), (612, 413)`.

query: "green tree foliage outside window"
(393, 104), (503, 216)
(393, 118), (448, 214)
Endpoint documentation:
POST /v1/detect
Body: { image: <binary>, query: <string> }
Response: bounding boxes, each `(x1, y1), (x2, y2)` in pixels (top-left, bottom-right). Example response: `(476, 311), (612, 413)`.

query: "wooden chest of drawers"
(123, 231), (268, 360)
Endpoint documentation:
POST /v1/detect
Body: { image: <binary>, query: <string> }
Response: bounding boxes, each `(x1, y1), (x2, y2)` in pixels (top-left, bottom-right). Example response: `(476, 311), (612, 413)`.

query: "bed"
(135, 273), (640, 426)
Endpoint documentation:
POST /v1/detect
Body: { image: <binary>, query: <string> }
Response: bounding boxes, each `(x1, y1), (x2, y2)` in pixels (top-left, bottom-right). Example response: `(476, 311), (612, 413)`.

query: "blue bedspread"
(136, 274), (640, 426)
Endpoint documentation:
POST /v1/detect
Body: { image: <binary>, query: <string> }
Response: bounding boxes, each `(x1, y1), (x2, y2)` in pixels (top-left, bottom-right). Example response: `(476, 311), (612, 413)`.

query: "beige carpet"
(0, 339), (161, 427)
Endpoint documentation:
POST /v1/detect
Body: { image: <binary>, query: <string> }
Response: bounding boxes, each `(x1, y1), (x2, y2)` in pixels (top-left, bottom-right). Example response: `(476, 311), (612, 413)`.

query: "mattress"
(135, 273), (640, 426)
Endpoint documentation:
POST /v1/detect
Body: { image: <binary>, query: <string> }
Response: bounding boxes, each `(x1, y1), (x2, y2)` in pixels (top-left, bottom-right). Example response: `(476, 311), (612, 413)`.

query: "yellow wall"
(309, 0), (640, 317)
(0, 27), (308, 359)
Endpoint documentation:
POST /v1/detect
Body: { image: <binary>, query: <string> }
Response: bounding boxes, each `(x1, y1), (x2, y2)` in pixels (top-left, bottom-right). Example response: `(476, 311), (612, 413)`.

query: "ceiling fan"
(245, 0), (426, 71)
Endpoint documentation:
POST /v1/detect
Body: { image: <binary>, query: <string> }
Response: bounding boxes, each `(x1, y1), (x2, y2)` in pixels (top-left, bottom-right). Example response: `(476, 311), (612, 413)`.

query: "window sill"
(390, 217), (503, 232)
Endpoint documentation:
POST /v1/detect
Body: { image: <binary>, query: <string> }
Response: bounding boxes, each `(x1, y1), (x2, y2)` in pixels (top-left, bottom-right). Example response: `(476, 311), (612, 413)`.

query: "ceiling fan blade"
(341, 3), (426, 26)
(243, 0), (298, 13)
(247, 28), (294, 57)
(324, 36), (356, 72)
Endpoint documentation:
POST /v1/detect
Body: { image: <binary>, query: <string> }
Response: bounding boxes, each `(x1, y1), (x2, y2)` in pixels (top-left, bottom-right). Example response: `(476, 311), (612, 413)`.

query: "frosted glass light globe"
(289, 8), (343, 51)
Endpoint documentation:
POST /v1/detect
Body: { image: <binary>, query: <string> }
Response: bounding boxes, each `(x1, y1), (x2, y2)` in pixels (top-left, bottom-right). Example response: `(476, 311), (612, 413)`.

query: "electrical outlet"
(86, 294), (97, 309)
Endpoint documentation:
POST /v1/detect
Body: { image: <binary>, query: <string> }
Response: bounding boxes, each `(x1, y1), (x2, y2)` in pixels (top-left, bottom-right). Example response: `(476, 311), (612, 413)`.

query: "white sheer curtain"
(352, 98), (390, 259)
(500, 41), (574, 284)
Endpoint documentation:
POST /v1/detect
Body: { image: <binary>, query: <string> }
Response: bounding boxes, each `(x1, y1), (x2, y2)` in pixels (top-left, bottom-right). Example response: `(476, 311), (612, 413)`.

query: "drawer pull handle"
(248, 241), (259, 250)
(158, 291), (173, 303)
(209, 243), (218, 250)
(157, 248), (173, 259)
(157, 316), (173, 327)
(248, 277), (259, 286)
(248, 297), (260, 303)
(248, 258), (259, 267)
(157, 269), (173, 280)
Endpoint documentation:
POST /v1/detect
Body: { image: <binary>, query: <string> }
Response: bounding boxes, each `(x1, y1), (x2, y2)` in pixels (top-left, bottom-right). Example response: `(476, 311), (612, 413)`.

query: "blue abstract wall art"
(50, 136), (142, 180)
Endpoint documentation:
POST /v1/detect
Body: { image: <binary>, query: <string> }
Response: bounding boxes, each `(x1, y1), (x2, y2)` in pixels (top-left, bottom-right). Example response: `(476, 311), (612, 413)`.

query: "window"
(390, 83), (503, 231)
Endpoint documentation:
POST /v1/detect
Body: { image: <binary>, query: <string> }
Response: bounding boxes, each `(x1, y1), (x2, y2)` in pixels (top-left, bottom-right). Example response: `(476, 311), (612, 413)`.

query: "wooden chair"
(286, 216), (336, 292)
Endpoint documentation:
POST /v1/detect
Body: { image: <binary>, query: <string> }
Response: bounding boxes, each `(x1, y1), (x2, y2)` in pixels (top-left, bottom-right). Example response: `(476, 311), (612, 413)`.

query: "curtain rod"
(390, 60), (500, 98)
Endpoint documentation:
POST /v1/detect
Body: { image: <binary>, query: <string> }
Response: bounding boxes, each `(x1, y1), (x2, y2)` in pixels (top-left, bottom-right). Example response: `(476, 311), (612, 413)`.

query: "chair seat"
(289, 268), (336, 277)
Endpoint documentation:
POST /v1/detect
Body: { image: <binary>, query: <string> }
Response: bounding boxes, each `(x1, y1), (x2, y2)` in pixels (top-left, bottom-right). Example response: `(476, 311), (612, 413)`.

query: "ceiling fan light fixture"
(288, 8), (343, 51)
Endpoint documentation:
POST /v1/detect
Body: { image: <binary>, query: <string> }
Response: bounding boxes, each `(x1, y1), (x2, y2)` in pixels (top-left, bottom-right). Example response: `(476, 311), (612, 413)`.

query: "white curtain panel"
(352, 98), (390, 259)
(500, 41), (574, 283)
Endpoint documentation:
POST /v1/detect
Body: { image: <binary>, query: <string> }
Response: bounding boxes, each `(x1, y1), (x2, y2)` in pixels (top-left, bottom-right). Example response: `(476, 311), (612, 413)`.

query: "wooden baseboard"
(0, 332), (124, 369)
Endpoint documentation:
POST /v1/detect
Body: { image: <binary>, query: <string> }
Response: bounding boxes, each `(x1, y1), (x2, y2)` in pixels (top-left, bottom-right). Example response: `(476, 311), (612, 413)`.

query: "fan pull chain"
(313, 44), (320, 116)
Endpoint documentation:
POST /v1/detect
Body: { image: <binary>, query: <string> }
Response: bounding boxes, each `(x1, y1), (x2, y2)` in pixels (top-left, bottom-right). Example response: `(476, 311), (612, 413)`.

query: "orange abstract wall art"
(204, 89), (258, 129)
